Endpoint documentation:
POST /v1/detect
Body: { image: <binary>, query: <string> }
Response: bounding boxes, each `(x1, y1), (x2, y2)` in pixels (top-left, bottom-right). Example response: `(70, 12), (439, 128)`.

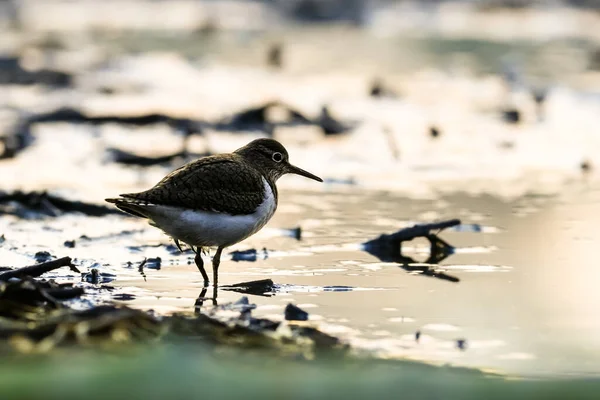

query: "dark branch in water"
(0, 256), (79, 281)
(363, 219), (461, 282)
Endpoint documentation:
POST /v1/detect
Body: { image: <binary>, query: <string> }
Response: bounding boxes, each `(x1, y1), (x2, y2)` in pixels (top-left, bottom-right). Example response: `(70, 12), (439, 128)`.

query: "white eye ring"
(272, 152), (283, 162)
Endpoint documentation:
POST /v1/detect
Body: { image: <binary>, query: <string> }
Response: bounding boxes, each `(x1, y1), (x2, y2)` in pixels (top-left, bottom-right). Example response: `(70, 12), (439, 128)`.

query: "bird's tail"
(105, 197), (151, 219)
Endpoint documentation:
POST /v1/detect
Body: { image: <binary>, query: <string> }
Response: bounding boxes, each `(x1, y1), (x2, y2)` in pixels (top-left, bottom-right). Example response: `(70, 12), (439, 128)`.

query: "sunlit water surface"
(2, 181), (600, 378)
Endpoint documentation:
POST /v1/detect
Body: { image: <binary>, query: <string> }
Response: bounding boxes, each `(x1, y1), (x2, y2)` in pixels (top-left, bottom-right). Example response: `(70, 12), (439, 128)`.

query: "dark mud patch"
(0, 191), (122, 218)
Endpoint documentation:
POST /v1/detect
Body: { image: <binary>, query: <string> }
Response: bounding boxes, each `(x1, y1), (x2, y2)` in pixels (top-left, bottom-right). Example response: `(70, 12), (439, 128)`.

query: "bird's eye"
(272, 152), (283, 162)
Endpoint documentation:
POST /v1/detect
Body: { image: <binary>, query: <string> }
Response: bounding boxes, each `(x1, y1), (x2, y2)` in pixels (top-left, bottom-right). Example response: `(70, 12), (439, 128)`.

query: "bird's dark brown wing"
(117, 154), (267, 215)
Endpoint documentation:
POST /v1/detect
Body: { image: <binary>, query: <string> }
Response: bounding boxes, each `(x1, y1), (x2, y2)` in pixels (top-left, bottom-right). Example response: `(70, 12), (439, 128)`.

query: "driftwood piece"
(0, 256), (79, 281)
(363, 219), (461, 282)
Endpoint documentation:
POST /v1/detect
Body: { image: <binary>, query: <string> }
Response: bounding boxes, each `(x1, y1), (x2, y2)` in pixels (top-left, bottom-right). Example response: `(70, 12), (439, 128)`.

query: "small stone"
(429, 126), (440, 138)
(581, 160), (592, 173)
(146, 257), (162, 270)
(457, 339), (467, 350)
(285, 303), (309, 321)
(290, 227), (302, 240)
(63, 240), (76, 248)
(502, 109), (520, 124)
(230, 249), (257, 262)
(34, 251), (52, 263)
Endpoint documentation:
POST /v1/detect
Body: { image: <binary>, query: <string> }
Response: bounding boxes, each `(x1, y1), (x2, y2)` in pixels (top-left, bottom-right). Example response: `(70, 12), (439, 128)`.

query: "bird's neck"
(265, 176), (279, 205)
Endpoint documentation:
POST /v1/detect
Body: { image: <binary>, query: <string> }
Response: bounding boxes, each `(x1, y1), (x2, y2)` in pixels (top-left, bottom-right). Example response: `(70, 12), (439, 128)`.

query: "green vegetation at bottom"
(0, 343), (598, 400)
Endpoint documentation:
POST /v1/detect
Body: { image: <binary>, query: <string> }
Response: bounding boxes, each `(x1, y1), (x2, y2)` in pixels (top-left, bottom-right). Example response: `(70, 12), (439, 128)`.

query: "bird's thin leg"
(194, 249), (209, 286)
(212, 246), (224, 303)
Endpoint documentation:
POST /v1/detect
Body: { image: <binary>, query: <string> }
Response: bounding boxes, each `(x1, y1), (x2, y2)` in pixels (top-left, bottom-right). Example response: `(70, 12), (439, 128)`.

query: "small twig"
(0, 256), (77, 281)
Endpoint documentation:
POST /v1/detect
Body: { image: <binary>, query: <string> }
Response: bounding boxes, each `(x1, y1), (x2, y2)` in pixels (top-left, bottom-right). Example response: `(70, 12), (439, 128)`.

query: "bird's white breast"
(146, 178), (277, 247)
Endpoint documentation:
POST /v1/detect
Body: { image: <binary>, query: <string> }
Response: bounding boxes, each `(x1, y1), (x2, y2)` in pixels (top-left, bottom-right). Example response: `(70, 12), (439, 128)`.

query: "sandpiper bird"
(106, 138), (322, 288)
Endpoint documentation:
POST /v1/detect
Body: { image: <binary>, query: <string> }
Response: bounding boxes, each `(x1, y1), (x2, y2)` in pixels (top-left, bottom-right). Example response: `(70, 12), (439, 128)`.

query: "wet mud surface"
(2, 182), (600, 377)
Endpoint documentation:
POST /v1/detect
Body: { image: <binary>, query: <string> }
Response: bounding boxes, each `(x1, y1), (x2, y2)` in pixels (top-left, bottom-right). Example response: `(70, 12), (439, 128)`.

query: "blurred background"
(1, 0), (600, 398)
(1, 0), (600, 197)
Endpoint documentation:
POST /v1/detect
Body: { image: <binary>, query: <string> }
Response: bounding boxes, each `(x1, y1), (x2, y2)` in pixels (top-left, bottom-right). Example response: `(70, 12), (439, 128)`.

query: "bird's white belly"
(146, 178), (276, 247)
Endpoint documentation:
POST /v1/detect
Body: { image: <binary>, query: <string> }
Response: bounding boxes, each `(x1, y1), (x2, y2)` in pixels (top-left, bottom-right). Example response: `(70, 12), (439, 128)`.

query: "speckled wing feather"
(117, 154), (267, 215)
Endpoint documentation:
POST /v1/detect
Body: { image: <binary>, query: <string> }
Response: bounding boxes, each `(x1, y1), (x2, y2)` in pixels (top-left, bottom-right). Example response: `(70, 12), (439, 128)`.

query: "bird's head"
(235, 138), (322, 183)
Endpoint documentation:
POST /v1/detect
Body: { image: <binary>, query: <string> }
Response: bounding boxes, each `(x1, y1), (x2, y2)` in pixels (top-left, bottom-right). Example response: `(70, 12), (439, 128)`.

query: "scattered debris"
(457, 338), (467, 351)
(285, 303), (309, 321)
(81, 268), (116, 284)
(502, 108), (521, 124)
(34, 251), (53, 263)
(401, 264), (460, 283)
(63, 240), (76, 248)
(282, 227), (302, 240)
(0, 263), (345, 358)
(451, 224), (483, 233)
(429, 126), (441, 139)
(29, 107), (202, 136)
(230, 249), (260, 262)
(0, 120), (34, 160)
(0, 190), (123, 218)
(0, 56), (72, 87)
(532, 87), (549, 121)
(369, 78), (398, 98)
(267, 43), (283, 69)
(216, 101), (312, 134)
(581, 159), (592, 173)
(113, 293), (136, 301)
(318, 105), (350, 135)
(292, 227), (302, 240)
(228, 248), (272, 262)
(222, 279), (275, 296)
(145, 257), (162, 270)
(107, 148), (210, 167)
(415, 331), (421, 342)
(0, 279), (83, 323)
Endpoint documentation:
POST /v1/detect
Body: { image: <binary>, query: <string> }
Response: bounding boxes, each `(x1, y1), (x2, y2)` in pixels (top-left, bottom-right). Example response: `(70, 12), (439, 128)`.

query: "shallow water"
(2, 180), (600, 377)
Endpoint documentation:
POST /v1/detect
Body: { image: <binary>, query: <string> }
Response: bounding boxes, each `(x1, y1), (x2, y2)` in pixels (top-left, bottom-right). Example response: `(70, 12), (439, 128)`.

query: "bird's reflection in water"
(194, 286), (218, 312)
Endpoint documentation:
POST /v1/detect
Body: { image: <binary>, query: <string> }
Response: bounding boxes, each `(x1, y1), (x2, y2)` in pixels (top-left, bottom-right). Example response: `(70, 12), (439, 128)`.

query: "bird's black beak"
(286, 163), (323, 182)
